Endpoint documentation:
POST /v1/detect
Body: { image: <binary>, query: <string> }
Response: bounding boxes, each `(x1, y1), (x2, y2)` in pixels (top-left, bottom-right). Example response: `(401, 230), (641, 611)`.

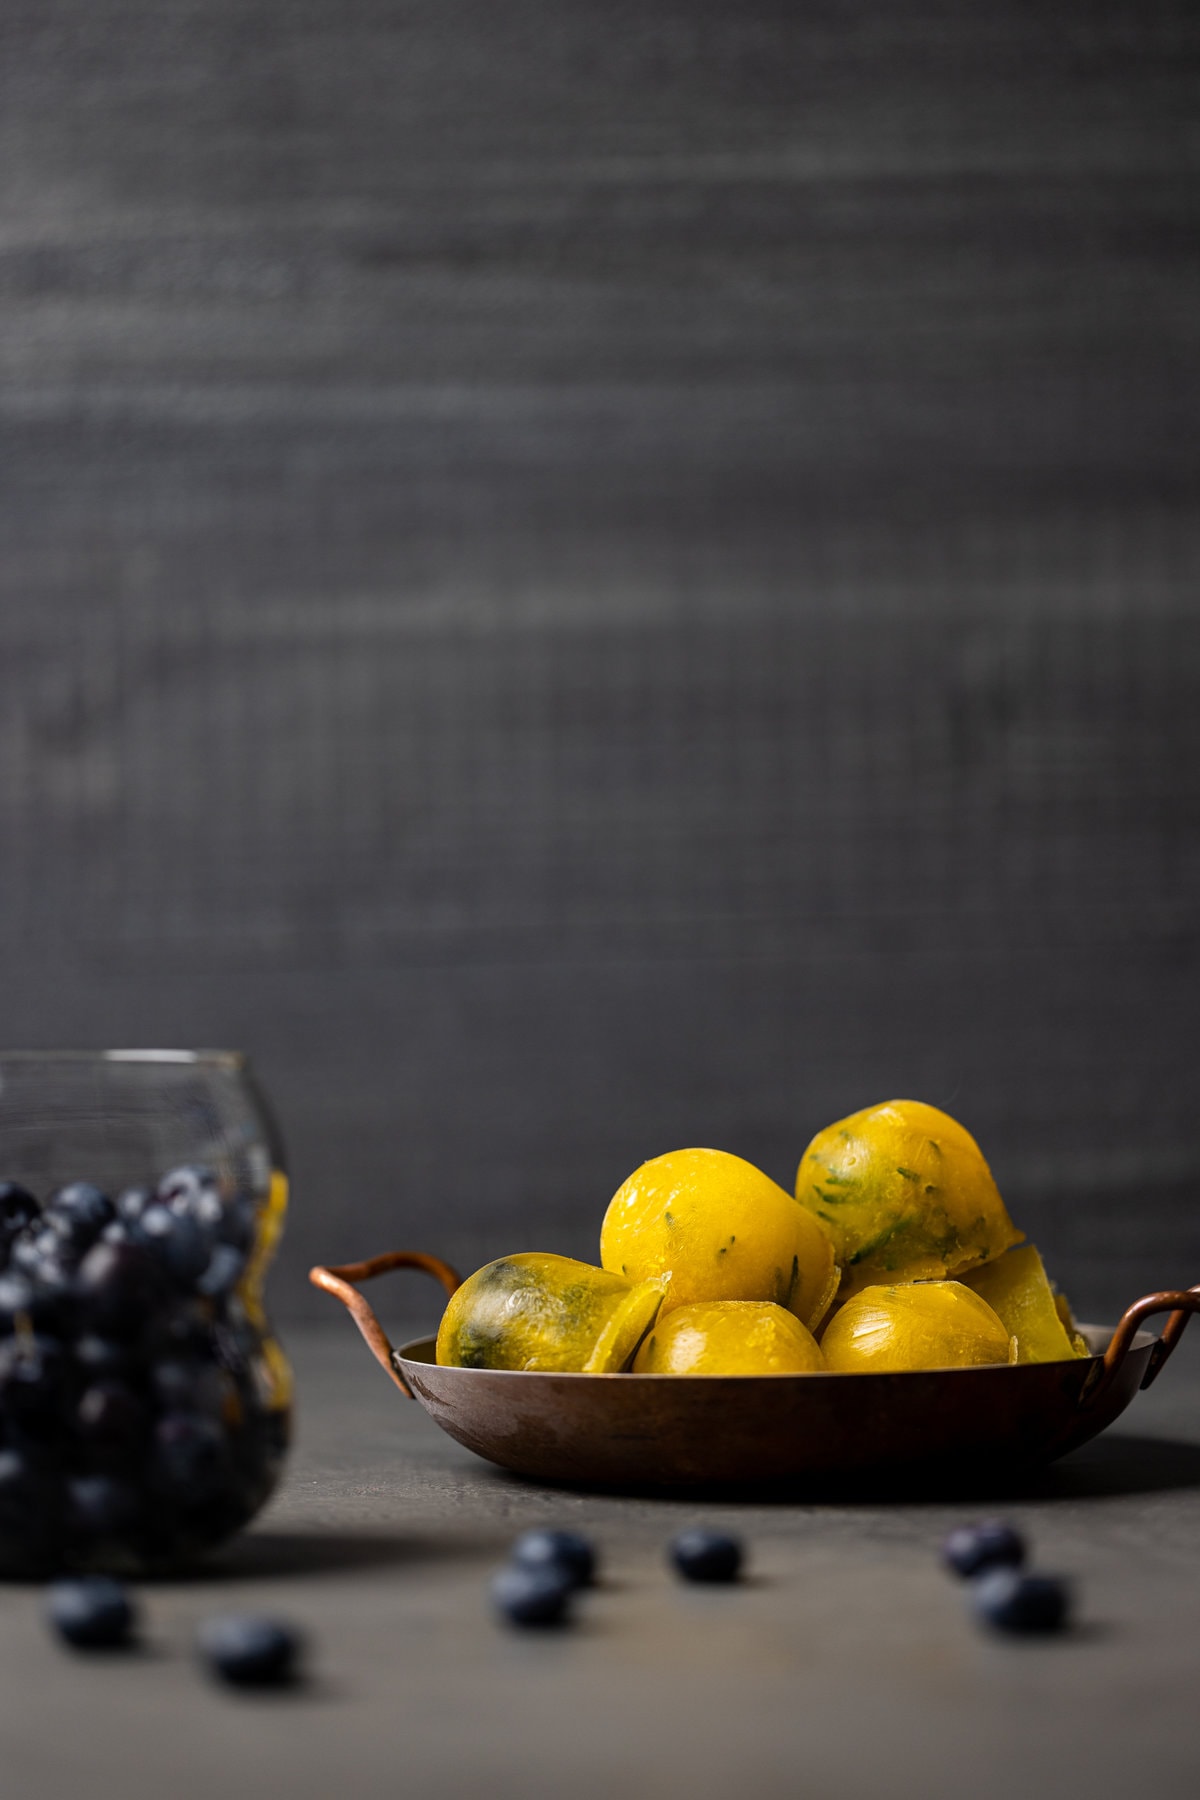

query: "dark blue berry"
(0, 1449), (58, 1538)
(216, 1194), (257, 1253)
(46, 1576), (136, 1649)
(144, 1299), (217, 1359)
(490, 1563), (573, 1626)
(0, 1336), (68, 1433)
(511, 1528), (596, 1589)
(2, 1248), (77, 1333)
(134, 1205), (210, 1287)
(157, 1167), (218, 1215)
(942, 1521), (1027, 1580)
(11, 1225), (70, 1278)
(153, 1411), (230, 1495)
(74, 1336), (135, 1380)
(669, 1530), (743, 1583)
(0, 1272), (37, 1329)
(67, 1475), (141, 1538)
(76, 1241), (168, 1339)
(197, 1243), (247, 1298)
(972, 1568), (1071, 1634)
(115, 1186), (154, 1225)
(176, 1185), (227, 1241)
(44, 1183), (114, 1253)
(0, 1183), (39, 1233)
(77, 1380), (149, 1455)
(152, 1358), (229, 1418)
(197, 1614), (301, 1686)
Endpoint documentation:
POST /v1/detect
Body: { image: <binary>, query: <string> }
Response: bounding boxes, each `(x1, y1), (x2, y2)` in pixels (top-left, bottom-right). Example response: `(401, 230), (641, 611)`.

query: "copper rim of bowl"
(391, 1322), (1154, 1378)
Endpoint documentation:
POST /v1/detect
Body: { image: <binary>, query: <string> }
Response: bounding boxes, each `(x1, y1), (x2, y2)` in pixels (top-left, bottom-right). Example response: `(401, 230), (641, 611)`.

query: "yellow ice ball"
(820, 1280), (1015, 1373)
(633, 1300), (825, 1375)
(435, 1252), (662, 1373)
(796, 1100), (1022, 1298)
(601, 1147), (838, 1328)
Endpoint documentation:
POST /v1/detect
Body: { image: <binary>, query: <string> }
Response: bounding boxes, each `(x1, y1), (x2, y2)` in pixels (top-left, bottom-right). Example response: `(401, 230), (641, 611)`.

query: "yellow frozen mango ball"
(600, 1147), (838, 1328)
(633, 1300), (825, 1375)
(820, 1280), (1015, 1373)
(796, 1099), (1022, 1298)
(436, 1253), (663, 1373)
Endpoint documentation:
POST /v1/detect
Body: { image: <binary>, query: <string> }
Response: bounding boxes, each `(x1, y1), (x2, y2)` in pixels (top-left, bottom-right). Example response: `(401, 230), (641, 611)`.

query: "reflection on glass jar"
(0, 1050), (291, 1575)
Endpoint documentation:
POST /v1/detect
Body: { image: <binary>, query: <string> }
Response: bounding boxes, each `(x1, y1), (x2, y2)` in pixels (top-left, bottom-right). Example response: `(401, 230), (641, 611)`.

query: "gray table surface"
(5, 1323), (1200, 1800)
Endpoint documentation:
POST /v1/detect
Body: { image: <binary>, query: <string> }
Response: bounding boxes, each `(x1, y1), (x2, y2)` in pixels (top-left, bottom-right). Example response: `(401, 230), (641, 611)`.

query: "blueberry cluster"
(0, 1169), (289, 1575)
(941, 1520), (1071, 1634)
(490, 1527), (745, 1626)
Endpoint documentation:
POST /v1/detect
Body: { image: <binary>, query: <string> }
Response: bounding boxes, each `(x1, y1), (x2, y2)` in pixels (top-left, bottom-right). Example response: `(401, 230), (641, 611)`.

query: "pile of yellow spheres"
(435, 1099), (1090, 1378)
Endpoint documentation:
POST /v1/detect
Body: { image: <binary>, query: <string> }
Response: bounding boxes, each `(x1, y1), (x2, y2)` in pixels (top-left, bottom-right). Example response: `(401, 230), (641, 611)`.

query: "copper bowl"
(310, 1251), (1200, 1491)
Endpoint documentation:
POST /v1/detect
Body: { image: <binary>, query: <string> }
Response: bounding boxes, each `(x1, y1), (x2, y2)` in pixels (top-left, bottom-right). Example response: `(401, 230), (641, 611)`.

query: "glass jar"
(0, 1050), (291, 1574)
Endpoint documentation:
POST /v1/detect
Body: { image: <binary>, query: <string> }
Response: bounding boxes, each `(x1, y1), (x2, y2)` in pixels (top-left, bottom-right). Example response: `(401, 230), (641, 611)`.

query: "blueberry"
(134, 1205), (210, 1287)
(74, 1336), (135, 1381)
(11, 1225), (71, 1278)
(77, 1380), (149, 1455)
(197, 1614), (301, 1686)
(216, 1194), (257, 1254)
(0, 1272), (37, 1330)
(46, 1576), (136, 1649)
(66, 1474), (141, 1538)
(180, 1468), (265, 1545)
(490, 1563), (573, 1627)
(2, 1249), (77, 1334)
(0, 1336), (68, 1433)
(157, 1166), (219, 1220)
(0, 1449), (59, 1539)
(44, 1183), (114, 1253)
(151, 1358), (230, 1418)
(942, 1520), (1027, 1580)
(669, 1530), (743, 1583)
(76, 1241), (168, 1339)
(0, 1183), (39, 1234)
(972, 1568), (1071, 1635)
(144, 1299), (218, 1360)
(152, 1411), (231, 1496)
(176, 1186), (227, 1241)
(115, 1186), (154, 1226)
(197, 1244), (247, 1299)
(511, 1528), (596, 1589)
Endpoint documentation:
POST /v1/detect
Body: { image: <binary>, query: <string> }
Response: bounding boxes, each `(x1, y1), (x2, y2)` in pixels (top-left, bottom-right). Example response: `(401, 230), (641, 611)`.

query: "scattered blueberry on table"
(511, 1528), (597, 1589)
(669, 1529), (743, 1583)
(46, 1575), (137, 1649)
(197, 1614), (302, 1687)
(972, 1568), (1071, 1635)
(491, 1563), (575, 1627)
(941, 1520), (1027, 1579)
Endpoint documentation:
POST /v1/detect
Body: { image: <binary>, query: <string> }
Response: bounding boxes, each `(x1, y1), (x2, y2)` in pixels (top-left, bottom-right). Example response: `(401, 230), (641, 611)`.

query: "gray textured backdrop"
(2, 2), (1199, 1322)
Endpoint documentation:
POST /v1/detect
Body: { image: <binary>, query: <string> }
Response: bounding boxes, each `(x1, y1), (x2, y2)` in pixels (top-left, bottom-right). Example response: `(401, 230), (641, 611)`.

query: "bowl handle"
(309, 1252), (462, 1398)
(1081, 1285), (1200, 1407)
